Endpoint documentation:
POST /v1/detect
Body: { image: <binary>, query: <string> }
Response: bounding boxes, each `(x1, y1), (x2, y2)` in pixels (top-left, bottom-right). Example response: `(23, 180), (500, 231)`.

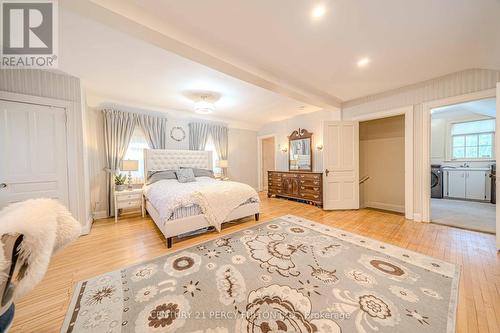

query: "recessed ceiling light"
(357, 57), (371, 67)
(311, 4), (326, 19)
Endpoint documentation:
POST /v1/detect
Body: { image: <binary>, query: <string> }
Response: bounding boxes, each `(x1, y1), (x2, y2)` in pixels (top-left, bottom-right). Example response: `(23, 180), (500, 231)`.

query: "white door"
(0, 100), (68, 208)
(447, 171), (466, 198)
(323, 121), (359, 210)
(465, 171), (487, 201)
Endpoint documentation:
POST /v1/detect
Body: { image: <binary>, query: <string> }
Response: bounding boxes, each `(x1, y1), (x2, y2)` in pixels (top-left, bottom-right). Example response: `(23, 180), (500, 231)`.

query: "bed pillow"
(176, 168), (196, 183)
(146, 170), (177, 185)
(181, 167), (214, 178)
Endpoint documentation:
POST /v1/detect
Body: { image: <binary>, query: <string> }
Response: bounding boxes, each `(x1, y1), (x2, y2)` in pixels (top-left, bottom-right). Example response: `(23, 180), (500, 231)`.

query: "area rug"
(61, 215), (460, 333)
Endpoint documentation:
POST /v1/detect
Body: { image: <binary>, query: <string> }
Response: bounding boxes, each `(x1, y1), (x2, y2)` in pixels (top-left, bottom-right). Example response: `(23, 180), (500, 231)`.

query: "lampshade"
(218, 160), (228, 168)
(120, 160), (138, 171)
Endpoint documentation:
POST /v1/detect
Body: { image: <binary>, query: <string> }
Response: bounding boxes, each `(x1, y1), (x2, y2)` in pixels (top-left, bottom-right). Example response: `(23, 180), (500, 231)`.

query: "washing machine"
(431, 164), (443, 198)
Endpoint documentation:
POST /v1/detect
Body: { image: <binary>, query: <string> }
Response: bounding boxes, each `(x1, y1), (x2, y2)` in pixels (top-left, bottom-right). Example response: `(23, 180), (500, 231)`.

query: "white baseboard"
(412, 213), (422, 222)
(93, 210), (108, 220)
(365, 201), (405, 214)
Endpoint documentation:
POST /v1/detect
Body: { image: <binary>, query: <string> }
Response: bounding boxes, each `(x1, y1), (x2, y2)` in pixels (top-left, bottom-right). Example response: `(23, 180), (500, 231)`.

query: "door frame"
(0, 90), (89, 232)
(421, 88), (496, 223)
(257, 134), (277, 191)
(350, 105), (414, 220)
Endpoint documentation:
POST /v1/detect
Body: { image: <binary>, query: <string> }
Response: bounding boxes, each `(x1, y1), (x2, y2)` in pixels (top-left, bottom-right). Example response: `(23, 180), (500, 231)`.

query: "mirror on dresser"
(288, 128), (313, 172)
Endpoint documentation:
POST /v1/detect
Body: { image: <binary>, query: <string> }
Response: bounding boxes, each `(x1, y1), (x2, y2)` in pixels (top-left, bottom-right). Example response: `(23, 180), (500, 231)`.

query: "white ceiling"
(432, 98), (496, 119)
(59, 0), (500, 128)
(82, 0), (500, 102)
(59, 8), (321, 129)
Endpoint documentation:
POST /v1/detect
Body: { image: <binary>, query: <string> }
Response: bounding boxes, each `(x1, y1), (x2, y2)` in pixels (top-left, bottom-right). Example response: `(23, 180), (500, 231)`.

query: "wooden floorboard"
(10, 193), (500, 332)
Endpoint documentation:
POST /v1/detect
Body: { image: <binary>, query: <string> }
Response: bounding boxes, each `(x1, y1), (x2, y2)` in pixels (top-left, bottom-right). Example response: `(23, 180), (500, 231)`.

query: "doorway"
(359, 115), (405, 214)
(257, 135), (276, 192)
(342, 106), (413, 218)
(429, 97), (496, 233)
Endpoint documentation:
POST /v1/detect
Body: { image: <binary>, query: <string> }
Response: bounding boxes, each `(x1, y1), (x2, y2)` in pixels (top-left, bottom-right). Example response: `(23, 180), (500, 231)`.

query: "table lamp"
(217, 160), (228, 177)
(120, 159), (139, 189)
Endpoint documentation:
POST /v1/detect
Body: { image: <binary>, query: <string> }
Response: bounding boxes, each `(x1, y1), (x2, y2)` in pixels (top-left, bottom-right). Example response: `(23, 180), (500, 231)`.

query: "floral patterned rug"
(61, 215), (460, 333)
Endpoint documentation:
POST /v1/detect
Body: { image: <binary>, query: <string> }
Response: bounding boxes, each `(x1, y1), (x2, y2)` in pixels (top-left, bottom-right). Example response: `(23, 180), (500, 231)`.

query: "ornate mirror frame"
(288, 128), (313, 172)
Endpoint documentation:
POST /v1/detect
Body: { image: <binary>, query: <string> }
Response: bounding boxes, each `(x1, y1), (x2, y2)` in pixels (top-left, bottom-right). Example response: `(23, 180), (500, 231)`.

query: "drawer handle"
(314, 195), (319, 199)
(314, 187), (319, 191)
(301, 186), (305, 189)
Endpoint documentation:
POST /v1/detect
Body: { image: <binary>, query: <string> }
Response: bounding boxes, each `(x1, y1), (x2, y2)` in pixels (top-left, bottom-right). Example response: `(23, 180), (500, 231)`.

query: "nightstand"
(114, 188), (144, 222)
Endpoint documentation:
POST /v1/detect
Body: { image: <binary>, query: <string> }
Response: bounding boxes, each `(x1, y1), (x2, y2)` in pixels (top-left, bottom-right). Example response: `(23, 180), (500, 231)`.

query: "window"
(122, 126), (149, 183)
(205, 135), (221, 175)
(451, 119), (495, 160)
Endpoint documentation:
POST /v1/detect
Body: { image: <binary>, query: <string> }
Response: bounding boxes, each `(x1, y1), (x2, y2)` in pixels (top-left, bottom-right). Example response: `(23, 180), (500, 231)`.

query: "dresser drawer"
(117, 193), (142, 202)
(299, 179), (321, 186)
(268, 187), (283, 195)
(299, 173), (321, 180)
(282, 173), (298, 178)
(299, 185), (321, 193)
(299, 192), (321, 201)
(116, 200), (141, 209)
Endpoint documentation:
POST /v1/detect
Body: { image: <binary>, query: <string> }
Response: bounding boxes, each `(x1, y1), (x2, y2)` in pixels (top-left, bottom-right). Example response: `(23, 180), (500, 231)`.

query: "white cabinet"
(465, 171), (487, 200)
(445, 169), (489, 201)
(447, 171), (466, 198)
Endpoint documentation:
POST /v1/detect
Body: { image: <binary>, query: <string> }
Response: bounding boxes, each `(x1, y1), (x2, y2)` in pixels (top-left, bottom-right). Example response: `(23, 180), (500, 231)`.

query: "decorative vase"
(115, 184), (126, 191)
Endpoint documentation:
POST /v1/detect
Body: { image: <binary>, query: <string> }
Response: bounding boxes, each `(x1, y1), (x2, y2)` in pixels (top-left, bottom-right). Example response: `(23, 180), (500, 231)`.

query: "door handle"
(0, 183), (6, 188)
(325, 169), (330, 176)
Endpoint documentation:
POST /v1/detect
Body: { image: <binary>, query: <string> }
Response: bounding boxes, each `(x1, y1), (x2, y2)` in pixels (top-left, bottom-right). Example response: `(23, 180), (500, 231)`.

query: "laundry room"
(430, 97), (496, 233)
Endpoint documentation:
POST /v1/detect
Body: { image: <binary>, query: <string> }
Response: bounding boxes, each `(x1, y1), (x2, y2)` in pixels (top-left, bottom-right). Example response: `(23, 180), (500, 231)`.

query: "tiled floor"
(431, 198), (496, 233)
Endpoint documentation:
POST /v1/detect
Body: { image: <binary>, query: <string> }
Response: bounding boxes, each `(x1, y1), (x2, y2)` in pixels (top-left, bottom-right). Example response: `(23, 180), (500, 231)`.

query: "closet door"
(0, 100), (69, 208)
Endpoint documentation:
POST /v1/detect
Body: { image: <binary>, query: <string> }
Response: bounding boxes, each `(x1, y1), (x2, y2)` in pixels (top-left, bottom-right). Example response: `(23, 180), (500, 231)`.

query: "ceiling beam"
(60, 0), (342, 109)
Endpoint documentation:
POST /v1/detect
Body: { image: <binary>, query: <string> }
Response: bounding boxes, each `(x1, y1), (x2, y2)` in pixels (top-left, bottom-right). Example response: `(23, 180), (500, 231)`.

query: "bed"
(142, 149), (260, 248)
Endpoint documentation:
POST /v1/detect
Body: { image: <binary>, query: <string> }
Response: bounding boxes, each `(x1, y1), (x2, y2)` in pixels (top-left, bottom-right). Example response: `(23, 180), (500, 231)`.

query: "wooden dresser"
(267, 171), (323, 207)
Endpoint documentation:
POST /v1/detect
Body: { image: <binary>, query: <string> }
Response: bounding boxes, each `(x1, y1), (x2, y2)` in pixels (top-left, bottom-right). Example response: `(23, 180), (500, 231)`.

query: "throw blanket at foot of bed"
(192, 181), (259, 230)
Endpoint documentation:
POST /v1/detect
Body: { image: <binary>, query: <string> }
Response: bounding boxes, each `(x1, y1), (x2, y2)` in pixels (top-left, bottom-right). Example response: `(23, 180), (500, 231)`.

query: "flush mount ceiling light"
(194, 95), (216, 114)
(311, 4), (326, 19)
(357, 57), (371, 68)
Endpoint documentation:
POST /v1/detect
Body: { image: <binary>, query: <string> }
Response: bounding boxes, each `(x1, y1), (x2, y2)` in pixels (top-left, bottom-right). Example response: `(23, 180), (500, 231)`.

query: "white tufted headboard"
(144, 149), (213, 178)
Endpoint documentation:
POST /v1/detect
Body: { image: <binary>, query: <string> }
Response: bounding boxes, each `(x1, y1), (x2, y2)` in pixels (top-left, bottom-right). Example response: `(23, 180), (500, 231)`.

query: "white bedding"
(143, 177), (259, 230)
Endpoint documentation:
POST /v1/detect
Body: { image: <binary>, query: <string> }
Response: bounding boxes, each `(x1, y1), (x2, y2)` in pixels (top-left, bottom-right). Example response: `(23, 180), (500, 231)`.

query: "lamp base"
(127, 171), (133, 189)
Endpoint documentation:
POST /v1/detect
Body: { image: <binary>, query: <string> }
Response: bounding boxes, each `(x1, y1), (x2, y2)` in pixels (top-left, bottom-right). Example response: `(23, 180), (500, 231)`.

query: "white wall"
(228, 128), (258, 188)
(343, 68), (500, 220)
(359, 116), (405, 213)
(258, 109), (341, 172)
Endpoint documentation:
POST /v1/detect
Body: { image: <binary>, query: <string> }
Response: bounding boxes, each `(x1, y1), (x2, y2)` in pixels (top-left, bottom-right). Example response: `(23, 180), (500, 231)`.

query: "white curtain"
(189, 122), (211, 150)
(138, 114), (168, 149)
(103, 109), (137, 216)
(210, 125), (228, 161)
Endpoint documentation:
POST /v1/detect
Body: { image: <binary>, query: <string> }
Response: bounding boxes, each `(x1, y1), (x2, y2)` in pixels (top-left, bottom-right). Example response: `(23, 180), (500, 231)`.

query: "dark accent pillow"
(175, 168), (196, 183)
(146, 170), (177, 185)
(181, 167), (214, 178)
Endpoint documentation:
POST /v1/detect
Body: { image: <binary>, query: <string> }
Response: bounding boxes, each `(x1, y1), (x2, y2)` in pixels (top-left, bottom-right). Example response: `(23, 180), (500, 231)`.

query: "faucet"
(460, 162), (470, 168)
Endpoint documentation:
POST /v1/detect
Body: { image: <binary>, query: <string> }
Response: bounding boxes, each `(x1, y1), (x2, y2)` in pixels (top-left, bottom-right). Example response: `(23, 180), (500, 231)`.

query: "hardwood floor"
(10, 193), (500, 332)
